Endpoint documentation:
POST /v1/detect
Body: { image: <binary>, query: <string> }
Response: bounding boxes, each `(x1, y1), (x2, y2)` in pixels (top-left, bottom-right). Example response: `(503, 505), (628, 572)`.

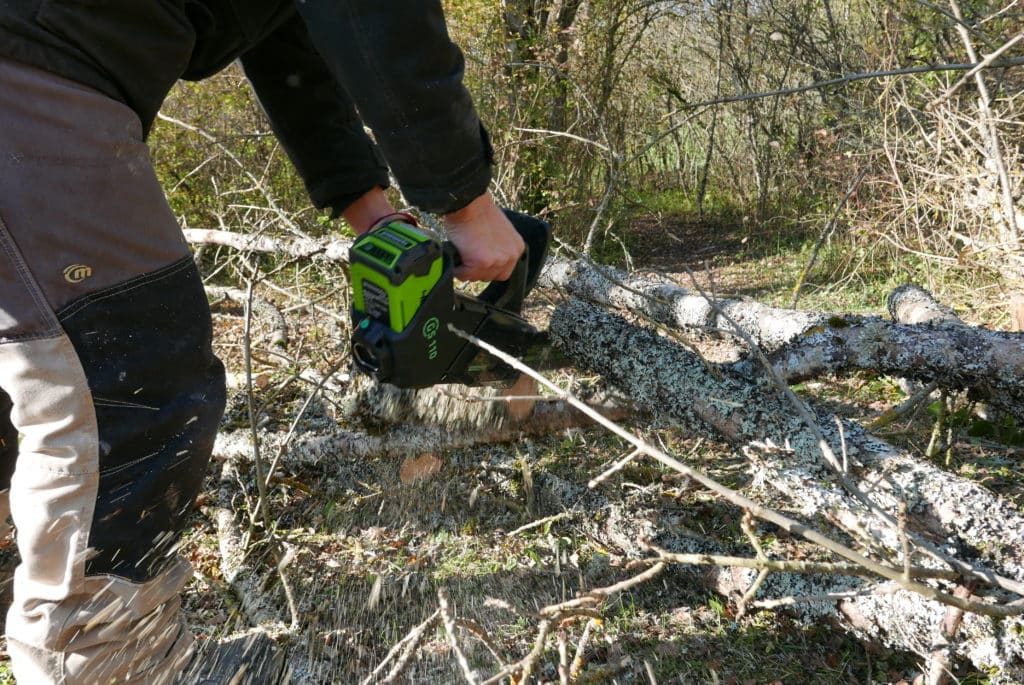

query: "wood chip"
(501, 373), (539, 422)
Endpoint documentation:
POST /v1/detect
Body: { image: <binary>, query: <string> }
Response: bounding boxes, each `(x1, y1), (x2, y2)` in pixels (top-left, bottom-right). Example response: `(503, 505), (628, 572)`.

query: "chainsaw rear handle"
(447, 208), (551, 314)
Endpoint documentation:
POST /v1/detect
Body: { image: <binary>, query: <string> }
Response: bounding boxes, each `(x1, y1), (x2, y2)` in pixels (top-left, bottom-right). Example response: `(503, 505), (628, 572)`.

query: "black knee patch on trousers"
(0, 388), (16, 491)
(57, 257), (225, 582)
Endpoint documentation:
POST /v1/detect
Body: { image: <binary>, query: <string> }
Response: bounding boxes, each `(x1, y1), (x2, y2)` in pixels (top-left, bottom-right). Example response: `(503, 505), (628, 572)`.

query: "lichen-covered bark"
(542, 258), (1024, 419)
(549, 298), (1024, 680)
(213, 399), (620, 465)
(888, 285), (961, 325)
(770, 316), (1024, 420)
(185, 228), (352, 261)
(660, 531), (1024, 684)
(551, 300), (1024, 579)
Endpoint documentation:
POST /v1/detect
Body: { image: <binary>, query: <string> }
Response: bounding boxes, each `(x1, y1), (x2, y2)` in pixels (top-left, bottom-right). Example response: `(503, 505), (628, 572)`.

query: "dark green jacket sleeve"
(240, 13), (391, 213)
(289, 0), (493, 215)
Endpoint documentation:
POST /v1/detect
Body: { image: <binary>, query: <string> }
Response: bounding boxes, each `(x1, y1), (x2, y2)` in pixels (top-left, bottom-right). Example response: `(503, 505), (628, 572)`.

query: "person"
(0, 2), (524, 682)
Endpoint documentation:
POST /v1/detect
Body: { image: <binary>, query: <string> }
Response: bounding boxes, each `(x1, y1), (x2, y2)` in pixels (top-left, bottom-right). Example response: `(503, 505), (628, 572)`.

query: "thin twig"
(362, 610), (441, 685)
(480, 619), (550, 685)
(929, 33), (1023, 109)
(753, 586), (886, 609)
(263, 358), (349, 492)
(557, 629), (571, 685)
(644, 659), (659, 685)
(639, 542), (959, 581)
(926, 390), (950, 459)
(509, 512), (573, 537)
(588, 448), (644, 489)
(513, 126), (612, 153)
(481, 566), (665, 684)
(570, 618), (600, 680)
(439, 589), (479, 685)
(242, 279), (272, 534)
(947, 2), (1020, 245)
(899, 501), (912, 583)
(539, 562), (667, 617)
(454, 618), (507, 670)
(636, 57), (1024, 168)
(868, 382), (939, 430)
(276, 543), (300, 631)
(926, 583), (973, 685)
(738, 569), (770, 619)
(741, 510), (767, 560)
(791, 168), (869, 307)
(665, 57), (1024, 113)
(157, 114), (311, 240)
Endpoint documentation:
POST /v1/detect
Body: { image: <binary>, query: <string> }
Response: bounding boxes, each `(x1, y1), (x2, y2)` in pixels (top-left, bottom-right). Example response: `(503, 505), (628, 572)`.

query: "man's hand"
(343, 188), (524, 282)
(444, 193), (525, 282)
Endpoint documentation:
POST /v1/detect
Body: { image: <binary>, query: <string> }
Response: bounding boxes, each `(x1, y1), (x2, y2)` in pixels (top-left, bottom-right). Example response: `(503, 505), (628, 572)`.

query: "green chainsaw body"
(349, 210), (553, 389)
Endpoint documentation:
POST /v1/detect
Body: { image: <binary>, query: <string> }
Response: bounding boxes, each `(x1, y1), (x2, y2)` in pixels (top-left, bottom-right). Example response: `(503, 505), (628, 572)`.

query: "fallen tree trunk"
(184, 228), (352, 262)
(549, 297), (1024, 681)
(767, 315), (1024, 420)
(549, 297), (1024, 582)
(539, 257), (842, 352)
(213, 398), (627, 466)
(541, 258), (1024, 419)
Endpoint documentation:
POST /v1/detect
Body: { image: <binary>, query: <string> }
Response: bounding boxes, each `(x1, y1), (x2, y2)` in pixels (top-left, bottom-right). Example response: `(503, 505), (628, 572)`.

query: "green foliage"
(927, 401), (1024, 448)
(151, 69), (317, 238)
(706, 594), (727, 618)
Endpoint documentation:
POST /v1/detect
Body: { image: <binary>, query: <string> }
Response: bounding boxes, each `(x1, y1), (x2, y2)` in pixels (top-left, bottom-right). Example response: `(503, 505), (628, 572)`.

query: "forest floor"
(1, 214), (1021, 684)
(176, 214), (1022, 684)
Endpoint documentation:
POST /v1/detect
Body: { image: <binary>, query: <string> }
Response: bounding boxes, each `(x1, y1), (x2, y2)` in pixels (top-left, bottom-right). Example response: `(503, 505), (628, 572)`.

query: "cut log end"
(888, 284), (960, 325)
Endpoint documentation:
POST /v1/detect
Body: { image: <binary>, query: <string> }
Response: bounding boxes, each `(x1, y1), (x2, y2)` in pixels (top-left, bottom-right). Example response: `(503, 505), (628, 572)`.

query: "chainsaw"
(349, 209), (564, 389)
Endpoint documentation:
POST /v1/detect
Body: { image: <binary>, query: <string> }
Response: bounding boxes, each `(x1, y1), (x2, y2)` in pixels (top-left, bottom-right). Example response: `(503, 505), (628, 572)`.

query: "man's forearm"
(241, 13), (390, 212)
(341, 186), (395, 235)
(293, 0), (493, 215)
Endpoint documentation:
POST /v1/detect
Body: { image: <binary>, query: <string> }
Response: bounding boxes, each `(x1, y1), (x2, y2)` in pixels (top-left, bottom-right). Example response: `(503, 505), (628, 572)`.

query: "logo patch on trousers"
(63, 264), (93, 284)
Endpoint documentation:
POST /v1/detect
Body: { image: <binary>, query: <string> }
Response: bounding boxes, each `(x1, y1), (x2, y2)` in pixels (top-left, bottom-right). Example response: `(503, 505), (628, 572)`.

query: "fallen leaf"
(400, 452), (443, 484)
